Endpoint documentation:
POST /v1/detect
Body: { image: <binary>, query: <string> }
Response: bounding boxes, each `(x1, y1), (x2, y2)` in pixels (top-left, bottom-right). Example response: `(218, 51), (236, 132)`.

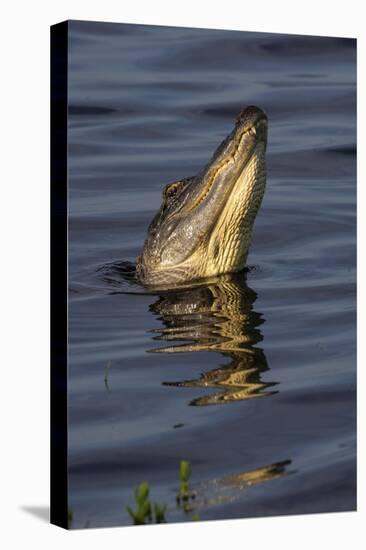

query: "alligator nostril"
(236, 105), (267, 126)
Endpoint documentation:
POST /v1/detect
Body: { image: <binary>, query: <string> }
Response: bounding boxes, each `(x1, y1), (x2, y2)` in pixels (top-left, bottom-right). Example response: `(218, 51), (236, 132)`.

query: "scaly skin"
(136, 106), (268, 288)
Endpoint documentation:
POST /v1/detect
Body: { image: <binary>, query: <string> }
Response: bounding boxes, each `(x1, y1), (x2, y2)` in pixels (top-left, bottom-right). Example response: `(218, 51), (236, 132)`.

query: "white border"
(1, 1), (363, 549)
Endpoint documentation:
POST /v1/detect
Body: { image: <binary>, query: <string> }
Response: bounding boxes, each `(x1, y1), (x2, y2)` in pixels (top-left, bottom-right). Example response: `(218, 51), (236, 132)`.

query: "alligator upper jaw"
(179, 115), (268, 220)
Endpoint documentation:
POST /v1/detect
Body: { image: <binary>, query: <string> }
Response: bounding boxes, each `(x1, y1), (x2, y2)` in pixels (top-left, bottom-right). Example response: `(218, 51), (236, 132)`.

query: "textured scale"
(208, 143), (266, 276)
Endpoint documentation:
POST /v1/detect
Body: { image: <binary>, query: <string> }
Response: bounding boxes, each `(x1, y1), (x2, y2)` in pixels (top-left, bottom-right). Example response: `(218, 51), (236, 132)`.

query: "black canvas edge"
(50, 20), (69, 529)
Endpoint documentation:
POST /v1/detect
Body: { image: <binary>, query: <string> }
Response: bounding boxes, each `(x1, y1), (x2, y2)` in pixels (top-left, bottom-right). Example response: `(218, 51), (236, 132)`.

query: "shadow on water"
(148, 271), (279, 406)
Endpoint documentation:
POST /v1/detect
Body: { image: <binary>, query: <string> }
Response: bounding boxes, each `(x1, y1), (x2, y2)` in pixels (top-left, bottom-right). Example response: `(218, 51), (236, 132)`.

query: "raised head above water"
(136, 105), (268, 287)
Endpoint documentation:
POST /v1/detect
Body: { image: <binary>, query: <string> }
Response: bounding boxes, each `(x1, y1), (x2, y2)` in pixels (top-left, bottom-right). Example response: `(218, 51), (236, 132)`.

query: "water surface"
(67, 21), (356, 528)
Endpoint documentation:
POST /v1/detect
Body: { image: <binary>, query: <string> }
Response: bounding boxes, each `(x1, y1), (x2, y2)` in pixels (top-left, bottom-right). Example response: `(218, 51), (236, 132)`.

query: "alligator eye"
(165, 184), (179, 200)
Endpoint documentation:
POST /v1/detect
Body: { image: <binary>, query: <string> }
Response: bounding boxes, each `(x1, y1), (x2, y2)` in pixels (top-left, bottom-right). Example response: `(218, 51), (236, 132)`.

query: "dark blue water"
(67, 20), (356, 528)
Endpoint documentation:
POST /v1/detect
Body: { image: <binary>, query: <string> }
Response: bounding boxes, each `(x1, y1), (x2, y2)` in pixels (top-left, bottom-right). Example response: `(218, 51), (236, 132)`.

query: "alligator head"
(136, 106), (268, 287)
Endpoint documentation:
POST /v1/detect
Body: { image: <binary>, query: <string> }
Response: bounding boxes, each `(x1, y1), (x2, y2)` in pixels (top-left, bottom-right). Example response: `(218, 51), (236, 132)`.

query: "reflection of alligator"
(137, 106), (268, 287)
(191, 460), (292, 510)
(148, 272), (278, 405)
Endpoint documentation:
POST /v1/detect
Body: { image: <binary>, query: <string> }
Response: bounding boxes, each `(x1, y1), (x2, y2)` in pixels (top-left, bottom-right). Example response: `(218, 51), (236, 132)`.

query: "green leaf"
(180, 481), (189, 494)
(140, 499), (151, 519)
(136, 481), (150, 505)
(179, 460), (191, 482)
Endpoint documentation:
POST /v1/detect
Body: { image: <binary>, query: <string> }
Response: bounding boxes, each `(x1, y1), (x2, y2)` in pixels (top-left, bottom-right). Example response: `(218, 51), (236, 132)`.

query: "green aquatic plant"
(127, 481), (167, 525)
(126, 461), (199, 525)
(179, 459), (191, 499)
(177, 459), (197, 515)
(153, 503), (167, 524)
(127, 481), (152, 525)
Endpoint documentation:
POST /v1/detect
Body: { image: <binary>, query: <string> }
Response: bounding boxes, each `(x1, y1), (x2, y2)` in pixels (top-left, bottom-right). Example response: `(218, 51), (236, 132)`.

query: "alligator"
(136, 106), (268, 287)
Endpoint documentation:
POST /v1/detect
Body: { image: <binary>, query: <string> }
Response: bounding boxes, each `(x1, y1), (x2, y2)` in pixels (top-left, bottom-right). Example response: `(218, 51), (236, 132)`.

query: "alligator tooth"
(250, 127), (256, 136)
